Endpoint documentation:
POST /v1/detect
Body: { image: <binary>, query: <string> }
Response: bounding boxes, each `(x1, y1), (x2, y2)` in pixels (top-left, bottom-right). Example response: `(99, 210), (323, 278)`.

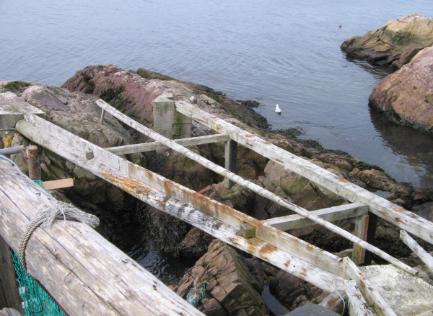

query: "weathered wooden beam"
(352, 214), (369, 265)
(0, 92), (44, 129)
(176, 100), (433, 246)
(17, 114), (348, 291)
(263, 203), (368, 231)
(224, 139), (237, 188)
(344, 281), (374, 316)
(0, 236), (21, 312)
(400, 230), (433, 273)
(0, 146), (24, 156)
(0, 157), (203, 316)
(344, 257), (397, 316)
(43, 178), (74, 191)
(107, 134), (229, 155)
(96, 99), (415, 274)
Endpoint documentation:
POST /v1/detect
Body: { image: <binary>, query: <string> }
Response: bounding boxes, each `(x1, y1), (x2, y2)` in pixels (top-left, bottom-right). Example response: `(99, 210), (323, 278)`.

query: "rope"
(0, 154), (100, 270)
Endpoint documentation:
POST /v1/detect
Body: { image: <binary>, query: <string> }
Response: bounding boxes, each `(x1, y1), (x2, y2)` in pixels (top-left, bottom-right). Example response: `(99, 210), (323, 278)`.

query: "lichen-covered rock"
(369, 46), (433, 134)
(174, 240), (268, 316)
(342, 15), (433, 68)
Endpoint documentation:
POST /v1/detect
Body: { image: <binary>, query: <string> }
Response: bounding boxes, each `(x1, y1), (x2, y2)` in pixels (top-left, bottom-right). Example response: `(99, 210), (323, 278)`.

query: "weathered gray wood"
(400, 230), (433, 273)
(0, 157), (203, 316)
(0, 92), (44, 129)
(107, 134), (229, 155)
(17, 114), (348, 292)
(344, 257), (397, 316)
(345, 281), (374, 316)
(0, 146), (24, 156)
(352, 214), (369, 265)
(152, 93), (176, 138)
(176, 100), (433, 247)
(263, 203), (368, 231)
(224, 139), (237, 188)
(0, 235), (21, 312)
(96, 99), (415, 274)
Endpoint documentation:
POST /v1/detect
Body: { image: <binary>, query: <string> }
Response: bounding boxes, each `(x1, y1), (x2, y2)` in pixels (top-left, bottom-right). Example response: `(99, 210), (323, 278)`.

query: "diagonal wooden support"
(400, 230), (433, 273)
(176, 100), (433, 247)
(107, 134), (229, 155)
(17, 114), (348, 292)
(95, 99), (416, 274)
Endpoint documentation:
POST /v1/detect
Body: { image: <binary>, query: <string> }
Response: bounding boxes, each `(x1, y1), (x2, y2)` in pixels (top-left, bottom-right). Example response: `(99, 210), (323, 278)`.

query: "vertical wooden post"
(224, 139), (237, 188)
(25, 145), (41, 180)
(152, 93), (175, 139)
(365, 213), (378, 265)
(352, 214), (369, 265)
(0, 235), (22, 312)
(99, 109), (105, 124)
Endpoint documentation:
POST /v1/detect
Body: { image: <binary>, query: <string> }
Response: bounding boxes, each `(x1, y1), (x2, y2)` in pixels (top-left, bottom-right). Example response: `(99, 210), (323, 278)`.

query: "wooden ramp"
(2, 92), (433, 315)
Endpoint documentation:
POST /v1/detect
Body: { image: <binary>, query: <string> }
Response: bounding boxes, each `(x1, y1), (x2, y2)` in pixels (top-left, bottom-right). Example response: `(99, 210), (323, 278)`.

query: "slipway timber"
(1, 93), (433, 315)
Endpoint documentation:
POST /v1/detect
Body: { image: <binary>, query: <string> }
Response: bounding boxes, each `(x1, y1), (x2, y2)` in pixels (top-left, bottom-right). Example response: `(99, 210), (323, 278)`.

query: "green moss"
(100, 87), (128, 110)
(2, 81), (30, 93)
(136, 68), (174, 81)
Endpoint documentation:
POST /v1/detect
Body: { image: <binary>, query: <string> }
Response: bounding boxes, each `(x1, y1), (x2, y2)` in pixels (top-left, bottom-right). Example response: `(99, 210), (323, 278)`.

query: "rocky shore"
(342, 14), (433, 136)
(2, 65), (433, 314)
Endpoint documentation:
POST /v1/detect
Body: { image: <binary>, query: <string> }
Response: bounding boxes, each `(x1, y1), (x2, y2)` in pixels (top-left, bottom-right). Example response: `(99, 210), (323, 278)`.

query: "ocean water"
(1, 1), (433, 187)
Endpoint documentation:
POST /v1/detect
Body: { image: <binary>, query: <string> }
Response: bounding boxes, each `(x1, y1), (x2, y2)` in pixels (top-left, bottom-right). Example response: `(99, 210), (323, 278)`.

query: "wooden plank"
(176, 100), (433, 246)
(107, 134), (229, 155)
(400, 230), (433, 273)
(0, 235), (22, 312)
(16, 114), (348, 291)
(43, 178), (74, 191)
(224, 139), (237, 188)
(0, 157), (203, 316)
(352, 215), (369, 265)
(96, 99), (415, 274)
(0, 92), (44, 129)
(0, 146), (24, 156)
(345, 281), (374, 316)
(263, 203), (368, 231)
(344, 257), (397, 316)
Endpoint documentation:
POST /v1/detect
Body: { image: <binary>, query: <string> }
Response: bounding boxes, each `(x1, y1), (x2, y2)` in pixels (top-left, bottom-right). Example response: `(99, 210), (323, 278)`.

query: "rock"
(178, 228), (214, 259)
(369, 46), (433, 134)
(362, 265), (433, 315)
(342, 15), (433, 68)
(413, 202), (433, 222)
(269, 271), (323, 311)
(174, 240), (268, 316)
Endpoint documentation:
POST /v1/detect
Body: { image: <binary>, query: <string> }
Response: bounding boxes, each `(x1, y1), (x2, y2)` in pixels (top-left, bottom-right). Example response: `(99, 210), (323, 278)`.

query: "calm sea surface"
(1, 0), (433, 190)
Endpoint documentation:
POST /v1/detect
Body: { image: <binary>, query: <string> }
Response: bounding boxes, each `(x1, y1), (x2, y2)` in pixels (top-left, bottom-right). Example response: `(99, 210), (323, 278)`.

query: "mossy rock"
(1, 81), (30, 93)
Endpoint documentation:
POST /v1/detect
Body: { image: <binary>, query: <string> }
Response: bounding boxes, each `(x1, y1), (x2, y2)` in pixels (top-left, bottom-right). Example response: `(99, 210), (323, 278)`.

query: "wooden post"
(152, 93), (175, 139)
(224, 139), (237, 188)
(99, 109), (105, 124)
(352, 214), (369, 265)
(365, 213), (378, 265)
(0, 236), (21, 312)
(25, 145), (41, 180)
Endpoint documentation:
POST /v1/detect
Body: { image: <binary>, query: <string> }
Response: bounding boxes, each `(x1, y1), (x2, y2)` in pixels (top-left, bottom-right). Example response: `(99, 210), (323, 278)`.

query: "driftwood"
(0, 157), (203, 316)
(400, 230), (433, 273)
(95, 99), (415, 274)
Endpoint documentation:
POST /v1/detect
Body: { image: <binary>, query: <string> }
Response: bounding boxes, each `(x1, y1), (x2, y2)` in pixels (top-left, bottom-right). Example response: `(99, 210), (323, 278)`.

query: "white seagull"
(275, 104), (282, 115)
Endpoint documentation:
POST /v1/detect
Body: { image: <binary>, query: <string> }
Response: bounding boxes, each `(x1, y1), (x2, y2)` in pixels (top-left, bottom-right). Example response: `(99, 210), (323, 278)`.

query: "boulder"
(174, 240), (268, 316)
(342, 15), (433, 68)
(369, 47), (433, 134)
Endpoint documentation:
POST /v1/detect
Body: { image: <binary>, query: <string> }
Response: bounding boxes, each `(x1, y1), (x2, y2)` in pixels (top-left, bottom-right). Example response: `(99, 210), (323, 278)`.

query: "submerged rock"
(369, 47), (433, 134)
(342, 14), (433, 69)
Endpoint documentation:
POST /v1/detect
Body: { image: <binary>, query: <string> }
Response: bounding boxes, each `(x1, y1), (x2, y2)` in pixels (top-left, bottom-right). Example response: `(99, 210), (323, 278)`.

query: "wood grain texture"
(0, 158), (203, 316)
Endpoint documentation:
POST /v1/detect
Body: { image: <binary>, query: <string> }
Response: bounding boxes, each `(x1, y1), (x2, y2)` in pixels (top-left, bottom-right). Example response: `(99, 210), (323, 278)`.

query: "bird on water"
(275, 104), (282, 115)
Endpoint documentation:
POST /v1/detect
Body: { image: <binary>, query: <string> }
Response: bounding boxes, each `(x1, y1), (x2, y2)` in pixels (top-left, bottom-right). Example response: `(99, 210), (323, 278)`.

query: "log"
(400, 230), (433, 273)
(0, 157), (203, 316)
(16, 114), (347, 292)
(96, 99), (415, 275)
(176, 100), (433, 246)
(107, 134), (228, 155)
(263, 203), (367, 231)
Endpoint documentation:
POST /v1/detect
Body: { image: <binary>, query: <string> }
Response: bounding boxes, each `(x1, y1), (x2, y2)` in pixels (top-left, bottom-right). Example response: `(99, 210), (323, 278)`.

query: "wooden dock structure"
(1, 91), (433, 315)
